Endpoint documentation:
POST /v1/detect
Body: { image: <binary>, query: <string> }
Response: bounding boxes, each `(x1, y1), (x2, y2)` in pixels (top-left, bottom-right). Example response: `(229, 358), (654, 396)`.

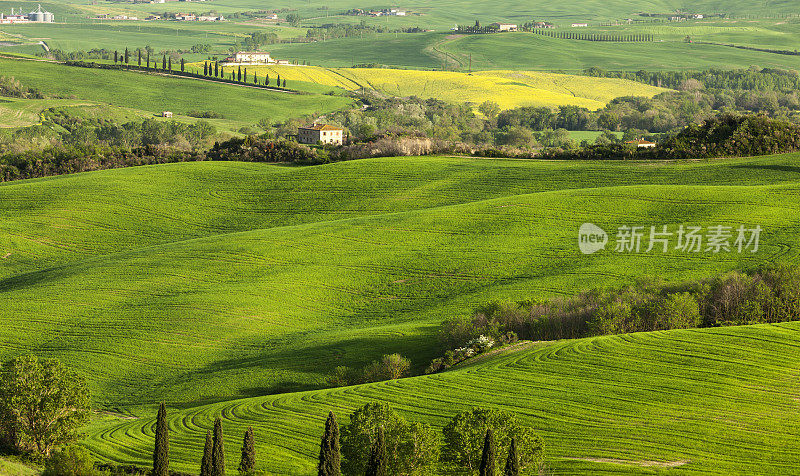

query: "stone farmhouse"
(298, 124), (344, 146)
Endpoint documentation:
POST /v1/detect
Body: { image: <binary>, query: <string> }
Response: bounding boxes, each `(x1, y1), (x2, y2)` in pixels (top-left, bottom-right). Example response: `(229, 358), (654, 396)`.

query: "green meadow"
(0, 57), (352, 127)
(84, 322), (800, 474)
(2, 154), (800, 410)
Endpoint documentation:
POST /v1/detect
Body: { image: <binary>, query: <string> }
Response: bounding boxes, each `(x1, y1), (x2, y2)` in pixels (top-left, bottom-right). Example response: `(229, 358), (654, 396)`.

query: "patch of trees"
(322, 402), (544, 475)
(0, 76), (45, 99)
(658, 114), (800, 158)
(0, 355), (90, 458)
(327, 353), (412, 387)
(435, 264), (800, 358)
(583, 66), (800, 92)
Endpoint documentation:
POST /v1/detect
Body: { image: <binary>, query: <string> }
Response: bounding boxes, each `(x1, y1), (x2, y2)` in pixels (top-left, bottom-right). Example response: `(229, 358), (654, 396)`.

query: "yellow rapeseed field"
(222, 64), (668, 110)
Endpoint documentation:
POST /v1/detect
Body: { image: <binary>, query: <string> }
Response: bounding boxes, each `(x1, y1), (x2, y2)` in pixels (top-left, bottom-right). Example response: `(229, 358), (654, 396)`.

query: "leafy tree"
(365, 426), (387, 476)
(341, 403), (438, 475)
(200, 430), (213, 476)
(42, 445), (94, 476)
(479, 101), (501, 119)
(0, 355), (90, 456)
(479, 429), (496, 476)
(318, 411), (340, 476)
(212, 418), (225, 476)
(442, 408), (543, 473)
(286, 13), (301, 26)
(503, 438), (520, 476)
(153, 402), (169, 476)
(238, 427), (255, 475)
(363, 354), (411, 382)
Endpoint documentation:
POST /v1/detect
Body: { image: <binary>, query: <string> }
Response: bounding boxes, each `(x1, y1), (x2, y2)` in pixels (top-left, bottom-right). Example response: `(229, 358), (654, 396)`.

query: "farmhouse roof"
(300, 124), (343, 131)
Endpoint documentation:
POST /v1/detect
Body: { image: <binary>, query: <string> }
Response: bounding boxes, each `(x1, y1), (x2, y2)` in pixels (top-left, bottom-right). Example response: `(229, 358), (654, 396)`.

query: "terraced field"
(84, 322), (800, 474)
(203, 64), (669, 110)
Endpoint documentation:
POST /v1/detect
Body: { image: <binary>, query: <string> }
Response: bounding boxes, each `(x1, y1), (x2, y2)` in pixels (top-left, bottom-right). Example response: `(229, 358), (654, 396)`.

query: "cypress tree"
(168, 57), (172, 71)
(237, 66), (242, 82)
(200, 430), (213, 476)
(238, 427), (255, 475)
(138, 50), (141, 66)
(162, 55), (167, 70)
(124, 47), (129, 63)
(276, 74), (281, 87)
(365, 427), (387, 476)
(266, 74), (270, 86)
(243, 68), (247, 83)
(253, 71), (258, 84)
(317, 411), (340, 476)
(282, 79), (286, 88)
(479, 429), (496, 476)
(211, 418), (225, 476)
(503, 437), (519, 476)
(114, 50), (118, 63)
(204, 62), (208, 76)
(147, 51), (150, 69)
(153, 402), (169, 476)
(181, 58), (185, 72)
(214, 62), (218, 77)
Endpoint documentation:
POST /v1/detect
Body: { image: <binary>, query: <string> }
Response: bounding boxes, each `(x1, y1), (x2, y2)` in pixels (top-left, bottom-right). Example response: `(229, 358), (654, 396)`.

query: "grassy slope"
(0, 457), (38, 476)
(2, 155), (800, 408)
(0, 57), (352, 124)
(212, 65), (668, 110)
(84, 322), (800, 474)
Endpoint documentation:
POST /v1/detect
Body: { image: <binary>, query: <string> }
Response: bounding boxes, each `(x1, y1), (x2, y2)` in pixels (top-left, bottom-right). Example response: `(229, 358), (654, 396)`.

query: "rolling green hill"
(0, 57), (352, 126)
(83, 322), (800, 474)
(2, 154), (800, 408)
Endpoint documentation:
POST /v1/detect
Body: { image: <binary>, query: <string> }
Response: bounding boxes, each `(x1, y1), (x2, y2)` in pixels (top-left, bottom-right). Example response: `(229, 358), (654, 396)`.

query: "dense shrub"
(43, 446), (95, 476)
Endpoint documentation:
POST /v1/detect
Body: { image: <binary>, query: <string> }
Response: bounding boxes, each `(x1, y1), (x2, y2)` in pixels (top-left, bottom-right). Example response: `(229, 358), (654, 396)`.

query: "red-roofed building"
(298, 124), (344, 145)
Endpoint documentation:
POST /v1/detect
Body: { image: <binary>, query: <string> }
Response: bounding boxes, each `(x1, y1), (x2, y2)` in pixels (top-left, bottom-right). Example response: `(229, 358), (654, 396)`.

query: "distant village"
(92, 11), (224, 21)
(344, 8), (410, 17)
(0, 5), (54, 24)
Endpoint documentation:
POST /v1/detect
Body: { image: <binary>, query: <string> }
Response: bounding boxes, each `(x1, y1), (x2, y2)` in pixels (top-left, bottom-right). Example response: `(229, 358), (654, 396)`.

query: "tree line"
(532, 29), (653, 42)
(433, 264), (800, 369)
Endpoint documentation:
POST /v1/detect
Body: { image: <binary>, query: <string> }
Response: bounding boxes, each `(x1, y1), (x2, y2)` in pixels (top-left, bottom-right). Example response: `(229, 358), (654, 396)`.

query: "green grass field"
(83, 322), (800, 474)
(3, 153), (800, 408)
(0, 57), (352, 128)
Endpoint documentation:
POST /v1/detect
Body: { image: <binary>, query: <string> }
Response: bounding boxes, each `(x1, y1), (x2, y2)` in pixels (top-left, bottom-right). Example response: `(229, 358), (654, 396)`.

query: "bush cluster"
(437, 264), (800, 352)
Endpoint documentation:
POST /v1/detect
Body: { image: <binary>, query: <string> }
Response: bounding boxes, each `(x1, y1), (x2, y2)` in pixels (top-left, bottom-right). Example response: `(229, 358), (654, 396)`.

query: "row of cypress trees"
(152, 403), (256, 476)
(153, 407), (520, 475)
(200, 61), (287, 88)
(478, 429), (520, 476)
(109, 48), (287, 89)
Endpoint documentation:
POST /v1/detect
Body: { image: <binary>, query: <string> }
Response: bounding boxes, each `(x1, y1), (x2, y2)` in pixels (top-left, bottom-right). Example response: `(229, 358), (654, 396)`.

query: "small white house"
(162, 111), (173, 118)
(491, 23), (518, 32)
(571, 23), (588, 27)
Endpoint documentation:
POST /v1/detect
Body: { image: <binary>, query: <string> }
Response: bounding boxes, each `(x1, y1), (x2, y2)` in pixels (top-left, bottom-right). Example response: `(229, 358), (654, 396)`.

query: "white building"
(225, 51), (272, 64)
(491, 23), (518, 32)
(571, 23), (588, 27)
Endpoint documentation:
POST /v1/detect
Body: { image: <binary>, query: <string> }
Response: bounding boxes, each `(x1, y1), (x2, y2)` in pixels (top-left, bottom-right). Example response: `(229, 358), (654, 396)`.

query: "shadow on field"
(730, 164), (800, 174)
(167, 325), (441, 409)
